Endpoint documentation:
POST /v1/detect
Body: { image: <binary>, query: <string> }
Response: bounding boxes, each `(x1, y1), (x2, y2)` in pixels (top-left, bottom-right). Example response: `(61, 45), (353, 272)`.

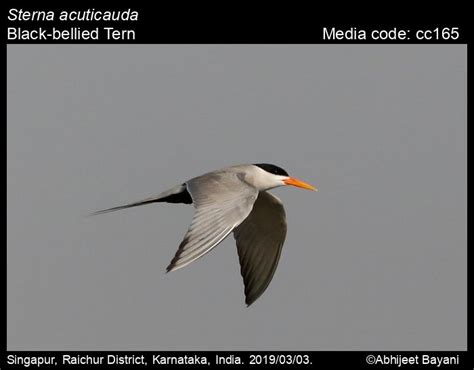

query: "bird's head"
(252, 163), (317, 192)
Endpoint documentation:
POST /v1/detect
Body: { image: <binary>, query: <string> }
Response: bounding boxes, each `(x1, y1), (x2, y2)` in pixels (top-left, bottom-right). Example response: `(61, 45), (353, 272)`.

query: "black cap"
(253, 163), (289, 176)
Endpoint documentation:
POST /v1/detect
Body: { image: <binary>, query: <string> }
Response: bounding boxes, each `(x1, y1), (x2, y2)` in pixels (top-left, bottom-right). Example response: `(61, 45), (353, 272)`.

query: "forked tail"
(89, 183), (192, 216)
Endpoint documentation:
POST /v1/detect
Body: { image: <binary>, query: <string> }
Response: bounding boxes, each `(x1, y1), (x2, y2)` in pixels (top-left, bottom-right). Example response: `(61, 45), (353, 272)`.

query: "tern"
(92, 164), (317, 306)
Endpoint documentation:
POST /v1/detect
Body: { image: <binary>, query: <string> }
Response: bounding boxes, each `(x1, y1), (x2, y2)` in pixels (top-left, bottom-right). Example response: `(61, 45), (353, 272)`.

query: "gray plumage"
(92, 164), (316, 305)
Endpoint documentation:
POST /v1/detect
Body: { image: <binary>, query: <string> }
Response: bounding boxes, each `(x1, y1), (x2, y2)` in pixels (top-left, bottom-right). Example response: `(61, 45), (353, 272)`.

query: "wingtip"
(166, 262), (179, 273)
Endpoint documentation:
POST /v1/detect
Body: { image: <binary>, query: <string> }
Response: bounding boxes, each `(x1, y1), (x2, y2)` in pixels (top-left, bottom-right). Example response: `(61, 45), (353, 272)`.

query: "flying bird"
(92, 164), (317, 306)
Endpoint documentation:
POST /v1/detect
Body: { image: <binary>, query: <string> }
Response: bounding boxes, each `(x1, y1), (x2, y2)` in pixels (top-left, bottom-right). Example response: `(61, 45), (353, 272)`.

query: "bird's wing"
(166, 171), (258, 272)
(233, 191), (287, 306)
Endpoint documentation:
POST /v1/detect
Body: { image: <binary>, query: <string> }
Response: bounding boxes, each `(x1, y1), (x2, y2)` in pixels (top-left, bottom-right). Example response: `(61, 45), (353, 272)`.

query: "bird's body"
(93, 164), (316, 306)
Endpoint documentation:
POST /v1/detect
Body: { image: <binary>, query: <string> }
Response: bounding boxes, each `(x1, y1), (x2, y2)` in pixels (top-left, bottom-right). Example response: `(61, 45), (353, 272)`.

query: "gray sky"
(7, 45), (466, 350)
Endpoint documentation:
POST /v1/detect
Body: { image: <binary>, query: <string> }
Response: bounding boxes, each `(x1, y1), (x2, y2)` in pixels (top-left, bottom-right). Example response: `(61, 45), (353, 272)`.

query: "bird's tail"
(89, 197), (163, 216)
(89, 183), (191, 216)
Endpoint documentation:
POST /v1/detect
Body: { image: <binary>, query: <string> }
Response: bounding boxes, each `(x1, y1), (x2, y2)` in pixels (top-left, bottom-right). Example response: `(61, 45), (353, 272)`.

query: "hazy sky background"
(7, 45), (466, 350)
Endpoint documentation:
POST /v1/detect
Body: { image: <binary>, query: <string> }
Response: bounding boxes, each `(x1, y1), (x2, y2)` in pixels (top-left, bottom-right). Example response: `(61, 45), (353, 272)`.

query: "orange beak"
(284, 177), (318, 191)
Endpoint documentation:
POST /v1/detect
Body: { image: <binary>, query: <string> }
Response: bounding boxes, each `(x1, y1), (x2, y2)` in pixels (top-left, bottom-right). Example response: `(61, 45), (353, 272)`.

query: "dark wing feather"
(233, 191), (287, 306)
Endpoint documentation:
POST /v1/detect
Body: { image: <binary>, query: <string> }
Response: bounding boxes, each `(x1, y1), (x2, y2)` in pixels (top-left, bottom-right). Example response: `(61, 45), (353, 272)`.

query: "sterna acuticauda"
(92, 164), (317, 306)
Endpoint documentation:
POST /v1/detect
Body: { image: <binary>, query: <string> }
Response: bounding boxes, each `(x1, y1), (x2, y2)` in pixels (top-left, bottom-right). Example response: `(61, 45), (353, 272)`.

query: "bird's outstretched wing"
(233, 191), (287, 306)
(166, 171), (258, 272)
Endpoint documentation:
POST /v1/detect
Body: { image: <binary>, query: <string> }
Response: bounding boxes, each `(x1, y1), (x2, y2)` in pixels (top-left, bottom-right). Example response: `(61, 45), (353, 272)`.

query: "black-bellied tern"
(92, 163), (317, 306)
